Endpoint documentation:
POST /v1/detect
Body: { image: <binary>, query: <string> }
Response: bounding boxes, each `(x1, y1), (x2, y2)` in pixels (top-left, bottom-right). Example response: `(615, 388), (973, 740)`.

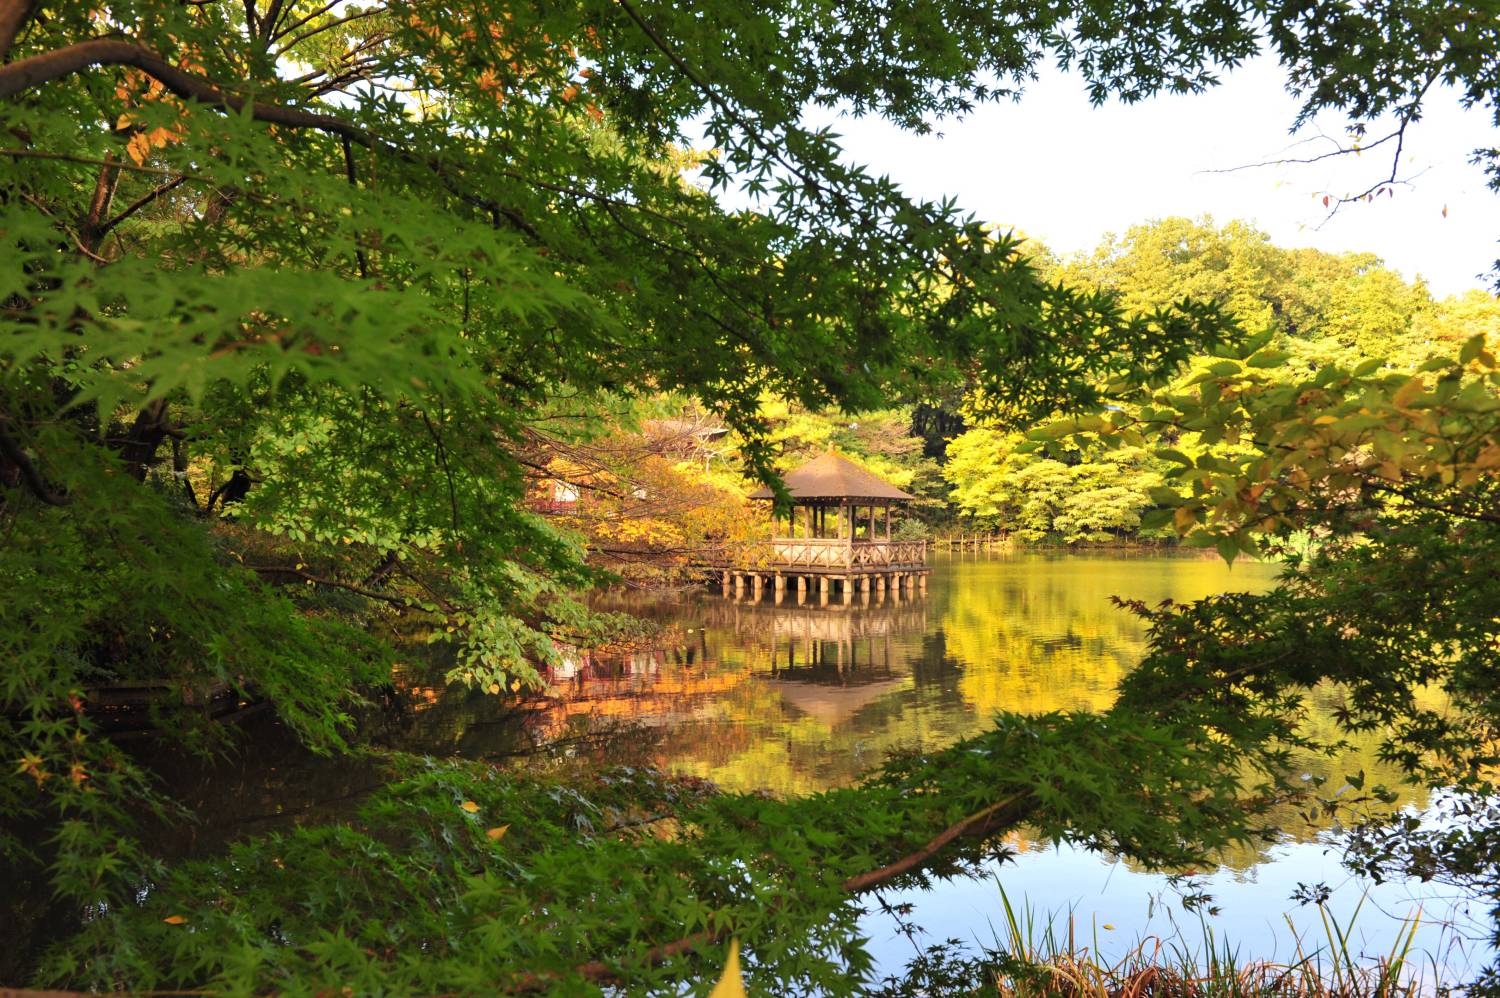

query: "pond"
(511, 550), (1489, 986)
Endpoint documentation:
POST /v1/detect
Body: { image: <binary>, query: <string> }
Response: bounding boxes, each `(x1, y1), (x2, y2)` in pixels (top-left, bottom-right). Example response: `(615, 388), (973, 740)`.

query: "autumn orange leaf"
(460, 800), (480, 813)
(486, 825), (510, 841)
(162, 915), (187, 925)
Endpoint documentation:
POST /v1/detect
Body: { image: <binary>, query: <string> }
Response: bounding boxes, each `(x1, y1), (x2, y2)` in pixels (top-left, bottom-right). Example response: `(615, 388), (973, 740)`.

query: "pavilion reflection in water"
(750, 598), (928, 727)
(539, 589), (930, 732)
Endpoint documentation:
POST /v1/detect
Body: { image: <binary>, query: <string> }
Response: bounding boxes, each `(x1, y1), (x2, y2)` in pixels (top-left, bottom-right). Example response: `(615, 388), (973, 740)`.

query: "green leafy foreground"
(36, 681), (1307, 995)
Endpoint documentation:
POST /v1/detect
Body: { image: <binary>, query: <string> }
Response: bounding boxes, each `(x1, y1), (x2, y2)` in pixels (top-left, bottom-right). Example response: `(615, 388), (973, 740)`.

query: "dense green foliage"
(1030, 317), (1500, 986)
(944, 427), (1164, 542)
(944, 218), (1500, 542)
(4, 0), (1500, 992)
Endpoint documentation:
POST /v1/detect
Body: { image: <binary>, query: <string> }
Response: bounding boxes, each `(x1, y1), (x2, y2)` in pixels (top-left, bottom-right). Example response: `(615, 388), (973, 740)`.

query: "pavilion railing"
(767, 538), (926, 570)
(696, 538), (928, 571)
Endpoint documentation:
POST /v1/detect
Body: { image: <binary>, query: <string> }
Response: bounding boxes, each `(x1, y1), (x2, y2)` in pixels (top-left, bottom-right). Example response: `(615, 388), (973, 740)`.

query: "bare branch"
(1201, 74), (1441, 227)
(267, 0), (340, 44)
(247, 564), (419, 607)
(99, 174), (189, 235)
(272, 6), (387, 58)
(1201, 125), (1406, 176)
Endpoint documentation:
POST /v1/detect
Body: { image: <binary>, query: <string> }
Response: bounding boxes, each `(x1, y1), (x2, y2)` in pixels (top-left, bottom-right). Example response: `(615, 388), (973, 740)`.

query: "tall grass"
(981, 883), (1445, 998)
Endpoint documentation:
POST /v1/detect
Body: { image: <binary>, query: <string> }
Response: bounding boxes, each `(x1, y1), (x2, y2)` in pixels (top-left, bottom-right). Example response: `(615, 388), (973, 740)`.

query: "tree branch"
(512, 791), (1034, 990)
(0, 39), (374, 143)
(267, 0), (340, 44)
(272, 6), (387, 58)
(0, 421), (68, 506)
(99, 174), (189, 235)
(340, 135), (370, 278)
(0, 41), (632, 247)
(0, 147), (217, 182)
(419, 409), (461, 533)
(259, 0), (288, 42)
(0, 0), (36, 61)
(246, 564), (416, 608)
(841, 792), (1028, 893)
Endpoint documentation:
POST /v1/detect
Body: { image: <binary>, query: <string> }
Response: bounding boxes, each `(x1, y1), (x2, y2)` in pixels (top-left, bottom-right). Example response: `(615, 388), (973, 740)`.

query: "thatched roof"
(748, 452), (915, 503)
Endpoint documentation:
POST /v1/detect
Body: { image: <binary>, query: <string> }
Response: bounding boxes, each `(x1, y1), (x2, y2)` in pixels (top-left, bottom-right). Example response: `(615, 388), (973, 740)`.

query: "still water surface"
(565, 553), (1276, 794)
(531, 552), (1486, 984)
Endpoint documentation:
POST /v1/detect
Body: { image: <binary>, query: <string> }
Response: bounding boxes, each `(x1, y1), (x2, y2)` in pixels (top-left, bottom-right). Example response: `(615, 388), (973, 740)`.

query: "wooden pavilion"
(726, 452), (928, 603)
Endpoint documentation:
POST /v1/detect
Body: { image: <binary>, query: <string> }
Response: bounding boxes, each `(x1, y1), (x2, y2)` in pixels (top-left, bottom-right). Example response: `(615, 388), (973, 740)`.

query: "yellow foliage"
(708, 940), (747, 998)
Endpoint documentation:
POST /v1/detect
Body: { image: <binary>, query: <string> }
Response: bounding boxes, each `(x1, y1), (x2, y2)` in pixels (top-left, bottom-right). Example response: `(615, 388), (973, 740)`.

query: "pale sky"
(787, 56), (1498, 298)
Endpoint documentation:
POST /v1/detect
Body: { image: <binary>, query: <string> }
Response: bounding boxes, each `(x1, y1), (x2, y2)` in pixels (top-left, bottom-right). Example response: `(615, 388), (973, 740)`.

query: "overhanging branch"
(511, 790), (1034, 990)
(0, 0), (36, 61)
(0, 39), (373, 143)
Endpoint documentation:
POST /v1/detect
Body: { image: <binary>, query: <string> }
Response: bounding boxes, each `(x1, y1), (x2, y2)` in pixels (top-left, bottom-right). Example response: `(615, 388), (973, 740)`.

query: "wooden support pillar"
(819, 576), (830, 605)
(733, 573), (744, 596)
(919, 573), (928, 595)
(885, 504), (892, 540)
(842, 575), (853, 604)
(751, 573), (763, 599)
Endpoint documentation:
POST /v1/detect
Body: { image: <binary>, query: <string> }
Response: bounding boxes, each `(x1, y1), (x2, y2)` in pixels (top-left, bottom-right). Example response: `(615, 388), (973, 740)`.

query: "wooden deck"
(709, 538), (929, 603)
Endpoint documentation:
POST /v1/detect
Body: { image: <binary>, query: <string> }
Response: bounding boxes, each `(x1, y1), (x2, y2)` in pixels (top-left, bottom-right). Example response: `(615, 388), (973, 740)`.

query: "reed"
(878, 884), (1454, 998)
